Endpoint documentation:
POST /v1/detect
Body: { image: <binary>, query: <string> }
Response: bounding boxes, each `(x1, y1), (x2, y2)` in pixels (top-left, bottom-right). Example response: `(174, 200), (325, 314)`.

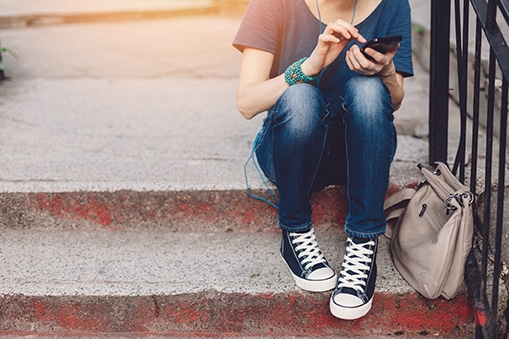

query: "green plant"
(414, 25), (425, 35)
(0, 40), (17, 79)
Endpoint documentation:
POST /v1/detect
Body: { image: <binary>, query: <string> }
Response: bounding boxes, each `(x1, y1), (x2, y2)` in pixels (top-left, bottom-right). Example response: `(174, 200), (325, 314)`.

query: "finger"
(356, 34), (367, 44)
(361, 47), (390, 66)
(325, 21), (357, 41)
(388, 43), (400, 55)
(348, 46), (378, 75)
(337, 21), (365, 43)
(361, 47), (379, 62)
(351, 45), (374, 68)
(347, 29), (366, 44)
(345, 50), (355, 71)
(383, 44), (399, 60)
(364, 43), (399, 64)
(346, 49), (363, 72)
(318, 33), (342, 44)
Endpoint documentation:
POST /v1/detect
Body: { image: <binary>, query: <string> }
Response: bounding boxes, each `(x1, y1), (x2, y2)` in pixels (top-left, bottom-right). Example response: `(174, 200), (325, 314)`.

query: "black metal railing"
(430, 0), (509, 337)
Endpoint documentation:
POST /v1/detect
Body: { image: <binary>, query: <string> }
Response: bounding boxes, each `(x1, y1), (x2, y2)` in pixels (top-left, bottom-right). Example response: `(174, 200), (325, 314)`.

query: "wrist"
(300, 59), (319, 77)
(284, 57), (317, 86)
(379, 62), (396, 77)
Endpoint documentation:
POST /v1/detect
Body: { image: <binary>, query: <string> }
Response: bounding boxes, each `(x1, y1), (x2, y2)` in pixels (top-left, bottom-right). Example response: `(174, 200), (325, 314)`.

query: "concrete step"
(0, 220), (474, 337)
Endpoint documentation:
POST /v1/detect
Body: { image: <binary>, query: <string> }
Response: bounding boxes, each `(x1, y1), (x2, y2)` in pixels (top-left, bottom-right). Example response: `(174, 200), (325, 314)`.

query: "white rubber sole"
(280, 254), (337, 292)
(329, 294), (373, 320)
(292, 272), (337, 292)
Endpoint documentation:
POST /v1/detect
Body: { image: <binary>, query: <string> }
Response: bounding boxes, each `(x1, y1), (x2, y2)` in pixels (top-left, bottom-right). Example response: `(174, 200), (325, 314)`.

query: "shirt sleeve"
(232, 0), (284, 54)
(390, 0), (414, 77)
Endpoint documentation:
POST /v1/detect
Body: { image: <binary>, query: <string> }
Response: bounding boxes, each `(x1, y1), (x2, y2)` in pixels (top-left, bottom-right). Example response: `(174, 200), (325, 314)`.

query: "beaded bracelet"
(284, 57), (316, 86)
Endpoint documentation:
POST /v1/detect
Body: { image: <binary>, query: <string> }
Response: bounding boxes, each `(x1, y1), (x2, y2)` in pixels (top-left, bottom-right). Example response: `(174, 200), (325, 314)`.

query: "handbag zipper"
(418, 203), (444, 230)
(419, 204), (427, 217)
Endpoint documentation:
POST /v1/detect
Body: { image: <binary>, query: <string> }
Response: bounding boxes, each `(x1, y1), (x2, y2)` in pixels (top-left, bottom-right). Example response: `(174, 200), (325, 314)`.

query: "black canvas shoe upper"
(280, 228), (336, 292)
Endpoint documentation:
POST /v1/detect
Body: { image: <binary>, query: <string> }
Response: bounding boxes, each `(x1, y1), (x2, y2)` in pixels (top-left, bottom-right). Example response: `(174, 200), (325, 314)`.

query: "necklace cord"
(316, 0), (359, 33)
(351, 0), (358, 25)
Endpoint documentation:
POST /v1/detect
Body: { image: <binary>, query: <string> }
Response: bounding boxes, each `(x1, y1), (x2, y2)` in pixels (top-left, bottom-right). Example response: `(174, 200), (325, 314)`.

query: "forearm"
(237, 56), (325, 119)
(236, 73), (289, 120)
(379, 62), (404, 111)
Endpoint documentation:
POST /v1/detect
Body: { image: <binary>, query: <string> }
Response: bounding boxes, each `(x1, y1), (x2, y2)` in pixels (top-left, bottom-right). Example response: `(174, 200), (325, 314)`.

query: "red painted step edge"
(0, 186), (351, 232)
(0, 185), (407, 232)
(0, 291), (473, 337)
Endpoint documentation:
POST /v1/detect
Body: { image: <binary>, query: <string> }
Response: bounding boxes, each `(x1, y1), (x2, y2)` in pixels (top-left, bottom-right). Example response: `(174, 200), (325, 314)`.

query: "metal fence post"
(429, 0), (451, 164)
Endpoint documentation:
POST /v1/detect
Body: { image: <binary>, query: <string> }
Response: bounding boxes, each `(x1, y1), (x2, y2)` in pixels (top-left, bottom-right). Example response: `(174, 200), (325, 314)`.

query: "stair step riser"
(0, 185), (406, 232)
(0, 292), (473, 337)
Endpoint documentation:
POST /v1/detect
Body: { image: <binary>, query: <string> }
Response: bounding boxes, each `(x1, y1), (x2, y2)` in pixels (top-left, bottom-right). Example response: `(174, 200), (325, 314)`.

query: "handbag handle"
(418, 162), (469, 200)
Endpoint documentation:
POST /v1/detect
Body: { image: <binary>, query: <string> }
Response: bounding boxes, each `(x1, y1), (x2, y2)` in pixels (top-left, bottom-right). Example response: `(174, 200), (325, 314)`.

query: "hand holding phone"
(361, 35), (402, 61)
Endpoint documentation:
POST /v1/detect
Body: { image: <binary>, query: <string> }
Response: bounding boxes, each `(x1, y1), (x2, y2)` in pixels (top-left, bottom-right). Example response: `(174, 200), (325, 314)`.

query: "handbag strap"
(383, 188), (416, 211)
(384, 188), (416, 239)
(384, 208), (404, 239)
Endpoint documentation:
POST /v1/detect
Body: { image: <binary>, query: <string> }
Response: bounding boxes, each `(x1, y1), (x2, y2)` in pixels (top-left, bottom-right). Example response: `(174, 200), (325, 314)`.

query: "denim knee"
(342, 76), (394, 125)
(272, 84), (328, 140)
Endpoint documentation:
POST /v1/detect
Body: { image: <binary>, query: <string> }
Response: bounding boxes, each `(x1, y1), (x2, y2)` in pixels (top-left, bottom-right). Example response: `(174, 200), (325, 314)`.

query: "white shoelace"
(289, 229), (326, 270)
(337, 238), (375, 292)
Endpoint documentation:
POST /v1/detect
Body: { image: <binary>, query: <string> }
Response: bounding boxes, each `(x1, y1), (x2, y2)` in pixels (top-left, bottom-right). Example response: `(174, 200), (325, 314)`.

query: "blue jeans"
(254, 76), (396, 238)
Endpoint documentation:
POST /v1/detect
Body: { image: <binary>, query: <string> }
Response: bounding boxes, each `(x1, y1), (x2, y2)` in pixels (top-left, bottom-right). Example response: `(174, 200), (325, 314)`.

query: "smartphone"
(361, 35), (402, 60)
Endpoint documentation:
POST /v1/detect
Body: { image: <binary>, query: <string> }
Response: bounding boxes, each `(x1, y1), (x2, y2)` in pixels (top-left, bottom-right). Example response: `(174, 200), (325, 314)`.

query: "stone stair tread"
(0, 226), (408, 296)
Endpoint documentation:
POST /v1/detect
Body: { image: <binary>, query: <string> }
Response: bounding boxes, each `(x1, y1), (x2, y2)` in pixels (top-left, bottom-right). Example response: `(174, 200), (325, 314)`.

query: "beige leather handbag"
(384, 162), (474, 299)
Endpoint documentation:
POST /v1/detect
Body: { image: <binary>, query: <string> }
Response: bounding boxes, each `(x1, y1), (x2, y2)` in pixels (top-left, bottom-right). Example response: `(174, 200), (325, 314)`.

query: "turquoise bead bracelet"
(284, 57), (316, 86)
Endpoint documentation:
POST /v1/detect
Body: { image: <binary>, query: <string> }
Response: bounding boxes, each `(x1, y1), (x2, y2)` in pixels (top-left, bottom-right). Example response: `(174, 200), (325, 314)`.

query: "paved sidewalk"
(0, 16), (260, 192)
(0, 0), (218, 28)
(0, 0), (213, 16)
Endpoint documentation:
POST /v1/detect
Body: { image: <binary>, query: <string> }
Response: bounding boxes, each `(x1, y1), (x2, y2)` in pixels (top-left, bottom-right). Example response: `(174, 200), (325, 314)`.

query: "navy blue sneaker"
(330, 236), (378, 320)
(280, 228), (337, 292)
